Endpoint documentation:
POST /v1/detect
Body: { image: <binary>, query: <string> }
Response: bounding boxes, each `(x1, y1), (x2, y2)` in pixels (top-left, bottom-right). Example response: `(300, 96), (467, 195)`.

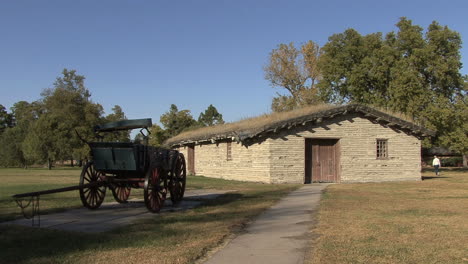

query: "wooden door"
(187, 144), (195, 175)
(305, 139), (340, 183)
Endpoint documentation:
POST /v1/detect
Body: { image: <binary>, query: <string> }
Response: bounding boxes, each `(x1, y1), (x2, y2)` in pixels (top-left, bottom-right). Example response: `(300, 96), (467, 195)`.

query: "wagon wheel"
(144, 165), (167, 213)
(170, 153), (186, 204)
(79, 161), (107, 209)
(111, 184), (131, 203)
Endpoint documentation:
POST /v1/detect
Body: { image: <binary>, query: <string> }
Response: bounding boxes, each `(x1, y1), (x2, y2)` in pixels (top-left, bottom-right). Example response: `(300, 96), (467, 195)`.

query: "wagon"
(13, 118), (186, 224)
(81, 118), (186, 212)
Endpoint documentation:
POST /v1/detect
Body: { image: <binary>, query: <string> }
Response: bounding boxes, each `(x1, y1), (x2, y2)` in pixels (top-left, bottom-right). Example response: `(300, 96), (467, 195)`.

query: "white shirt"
(432, 158), (441, 166)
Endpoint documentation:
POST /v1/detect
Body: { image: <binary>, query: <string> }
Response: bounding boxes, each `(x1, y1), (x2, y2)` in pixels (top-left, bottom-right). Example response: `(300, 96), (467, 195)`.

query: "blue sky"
(1, 0), (467, 127)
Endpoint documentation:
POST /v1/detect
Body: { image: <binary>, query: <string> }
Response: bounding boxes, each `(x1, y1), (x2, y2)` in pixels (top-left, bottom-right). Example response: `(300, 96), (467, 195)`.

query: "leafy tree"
(428, 85), (468, 166)
(198, 104), (224, 126)
(0, 104), (13, 134)
(318, 18), (464, 116)
(72, 102), (104, 165)
(160, 104), (197, 137)
(22, 113), (60, 169)
(317, 17), (467, 166)
(264, 41), (322, 111)
(51, 68), (91, 99)
(23, 69), (102, 168)
(0, 127), (26, 167)
(101, 105), (130, 142)
(0, 101), (43, 167)
(148, 124), (169, 147)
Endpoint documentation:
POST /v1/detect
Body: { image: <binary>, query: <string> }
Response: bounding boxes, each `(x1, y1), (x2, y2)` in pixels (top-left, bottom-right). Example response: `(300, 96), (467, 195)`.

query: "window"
(376, 139), (388, 159)
(227, 141), (232, 161)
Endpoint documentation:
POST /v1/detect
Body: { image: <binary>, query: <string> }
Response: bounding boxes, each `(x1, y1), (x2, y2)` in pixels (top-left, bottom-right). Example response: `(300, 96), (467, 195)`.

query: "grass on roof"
(166, 104), (335, 145)
(166, 103), (418, 145)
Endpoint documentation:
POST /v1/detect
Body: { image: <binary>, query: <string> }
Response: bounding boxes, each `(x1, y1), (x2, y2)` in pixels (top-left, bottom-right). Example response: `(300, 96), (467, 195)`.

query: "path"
(2, 189), (232, 233)
(203, 184), (328, 264)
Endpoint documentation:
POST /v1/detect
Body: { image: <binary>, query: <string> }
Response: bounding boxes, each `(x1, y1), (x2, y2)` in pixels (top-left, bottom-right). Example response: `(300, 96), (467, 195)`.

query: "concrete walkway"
(204, 184), (328, 264)
(2, 189), (233, 233)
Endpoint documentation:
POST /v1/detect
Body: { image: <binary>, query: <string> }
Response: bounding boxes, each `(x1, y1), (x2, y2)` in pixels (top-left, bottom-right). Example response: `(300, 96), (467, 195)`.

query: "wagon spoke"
(90, 191), (95, 206)
(80, 162), (106, 210)
(116, 188), (126, 201)
(85, 189), (91, 200)
(144, 166), (166, 213)
(84, 171), (91, 182)
(169, 153), (186, 204)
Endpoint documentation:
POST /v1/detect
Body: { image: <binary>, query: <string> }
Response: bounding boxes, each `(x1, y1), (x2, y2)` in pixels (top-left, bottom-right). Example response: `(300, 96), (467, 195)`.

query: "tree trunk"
(48, 159), (52, 170)
(71, 159), (74, 167)
(463, 154), (468, 168)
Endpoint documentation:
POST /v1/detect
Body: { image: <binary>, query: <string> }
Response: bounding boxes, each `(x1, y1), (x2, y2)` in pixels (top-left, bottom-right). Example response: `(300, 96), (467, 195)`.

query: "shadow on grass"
(421, 176), (450, 180)
(0, 188), (292, 263)
(196, 192), (244, 207)
(421, 167), (468, 173)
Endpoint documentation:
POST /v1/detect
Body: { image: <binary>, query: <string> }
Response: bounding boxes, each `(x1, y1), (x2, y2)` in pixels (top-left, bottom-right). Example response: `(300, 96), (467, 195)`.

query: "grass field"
(0, 167), (299, 264)
(2, 167), (467, 264)
(308, 168), (468, 264)
(0, 167), (87, 222)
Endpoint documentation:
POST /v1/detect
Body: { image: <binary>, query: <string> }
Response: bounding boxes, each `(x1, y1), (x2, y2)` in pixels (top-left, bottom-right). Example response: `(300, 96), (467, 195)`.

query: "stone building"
(166, 104), (434, 184)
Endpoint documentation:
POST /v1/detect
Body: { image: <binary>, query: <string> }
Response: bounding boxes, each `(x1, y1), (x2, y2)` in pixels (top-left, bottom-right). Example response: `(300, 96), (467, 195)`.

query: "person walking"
(432, 155), (441, 176)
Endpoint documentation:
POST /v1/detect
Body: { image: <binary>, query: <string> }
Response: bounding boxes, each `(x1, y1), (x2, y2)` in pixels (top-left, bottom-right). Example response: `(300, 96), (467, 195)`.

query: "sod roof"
(166, 104), (435, 147)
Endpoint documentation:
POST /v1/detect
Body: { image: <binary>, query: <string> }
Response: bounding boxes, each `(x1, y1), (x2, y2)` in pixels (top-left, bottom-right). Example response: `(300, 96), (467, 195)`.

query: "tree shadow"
(1, 189), (284, 263)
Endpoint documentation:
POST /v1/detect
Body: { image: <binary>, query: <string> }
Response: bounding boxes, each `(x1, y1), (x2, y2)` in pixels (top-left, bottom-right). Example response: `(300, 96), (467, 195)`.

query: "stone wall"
(177, 139), (272, 183)
(269, 113), (421, 183)
(177, 113), (421, 183)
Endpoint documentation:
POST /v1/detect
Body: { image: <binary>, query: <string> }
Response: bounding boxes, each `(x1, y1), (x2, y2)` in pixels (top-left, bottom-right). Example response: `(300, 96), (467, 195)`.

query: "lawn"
(308, 168), (468, 264)
(0, 167), (300, 264)
(0, 167), (87, 222)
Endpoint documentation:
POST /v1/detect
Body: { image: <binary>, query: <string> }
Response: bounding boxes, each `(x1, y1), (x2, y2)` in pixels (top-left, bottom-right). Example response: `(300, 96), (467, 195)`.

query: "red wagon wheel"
(144, 165), (167, 213)
(170, 153), (186, 204)
(79, 161), (107, 209)
(111, 184), (131, 203)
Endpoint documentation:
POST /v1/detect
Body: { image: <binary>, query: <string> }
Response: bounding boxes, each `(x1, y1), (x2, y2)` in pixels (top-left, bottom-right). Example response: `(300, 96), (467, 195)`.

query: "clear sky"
(1, 0), (467, 126)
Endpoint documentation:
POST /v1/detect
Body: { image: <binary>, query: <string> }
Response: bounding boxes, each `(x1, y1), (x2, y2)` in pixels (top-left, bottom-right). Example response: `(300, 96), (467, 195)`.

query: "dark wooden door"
(305, 139), (340, 183)
(187, 145), (195, 175)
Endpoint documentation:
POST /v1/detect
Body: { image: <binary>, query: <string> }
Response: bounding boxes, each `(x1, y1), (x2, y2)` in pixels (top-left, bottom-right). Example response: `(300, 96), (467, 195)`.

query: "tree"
(22, 113), (60, 169)
(0, 101), (43, 167)
(23, 69), (103, 168)
(0, 104), (13, 134)
(317, 17), (467, 166)
(318, 18), (464, 115)
(0, 127), (26, 167)
(198, 104), (224, 126)
(148, 124), (169, 147)
(101, 105), (130, 142)
(160, 104), (197, 137)
(72, 102), (104, 165)
(264, 41), (322, 112)
(50, 68), (91, 99)
(429, 84), (468, 166)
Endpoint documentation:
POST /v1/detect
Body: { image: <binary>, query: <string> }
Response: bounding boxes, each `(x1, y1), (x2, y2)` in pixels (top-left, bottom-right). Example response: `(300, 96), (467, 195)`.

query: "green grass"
(0, 168), (300, 264)
(308, 168), (468, 264)
(0, 168), (86, 222)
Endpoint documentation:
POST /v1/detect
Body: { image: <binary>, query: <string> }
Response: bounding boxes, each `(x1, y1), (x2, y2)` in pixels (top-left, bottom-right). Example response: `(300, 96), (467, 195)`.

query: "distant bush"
(422, 156), (463, 167)
(442, 157), (463, 167)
